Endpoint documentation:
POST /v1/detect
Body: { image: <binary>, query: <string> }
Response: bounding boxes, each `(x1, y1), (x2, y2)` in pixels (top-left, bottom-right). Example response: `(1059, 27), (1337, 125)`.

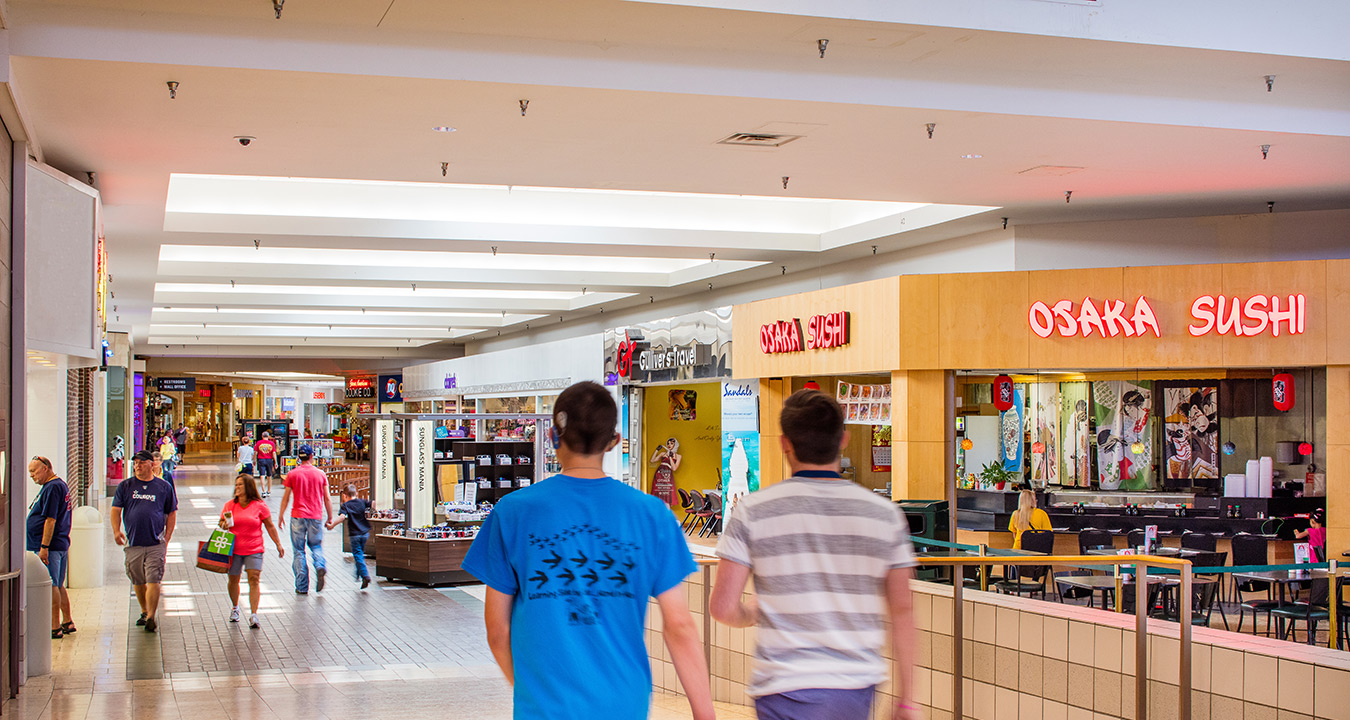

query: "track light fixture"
(926, 123), (936, 139)
(1265, 74), (1275, 92)
(782, 176), (789, 189)
(441, 162), (449, 177)
(1065, 190), (1073, 204)
(273, 0), (283, 19)
(519, 99), (529, 116)
(817, 39), (829, 58)
(1261, 144), (1271, 160)
(167, 81), (179, 99)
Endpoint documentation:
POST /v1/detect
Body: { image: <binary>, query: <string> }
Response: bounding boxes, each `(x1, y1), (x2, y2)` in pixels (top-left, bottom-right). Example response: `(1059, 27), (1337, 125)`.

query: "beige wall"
(649, 571), (1350, 720)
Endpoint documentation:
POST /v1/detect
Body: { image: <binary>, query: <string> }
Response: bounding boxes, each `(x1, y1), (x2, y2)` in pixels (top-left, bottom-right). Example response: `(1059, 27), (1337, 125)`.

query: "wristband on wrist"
(40, 545), (49, 549)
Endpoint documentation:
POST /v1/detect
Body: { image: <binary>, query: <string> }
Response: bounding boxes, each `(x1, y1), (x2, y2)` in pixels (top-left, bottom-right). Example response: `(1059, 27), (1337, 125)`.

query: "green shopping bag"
(197, 528), (235, 574)
(207, 528), (235, 556)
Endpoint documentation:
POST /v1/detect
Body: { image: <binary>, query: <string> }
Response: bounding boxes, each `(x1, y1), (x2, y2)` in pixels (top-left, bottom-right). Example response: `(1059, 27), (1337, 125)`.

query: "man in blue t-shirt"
(463, 382), (712, 720)
(112, 450), (178, 634)
(27, 456), (75, 639)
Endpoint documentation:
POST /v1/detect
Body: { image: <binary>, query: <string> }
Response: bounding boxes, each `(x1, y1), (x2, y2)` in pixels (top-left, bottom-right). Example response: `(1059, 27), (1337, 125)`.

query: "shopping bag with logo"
(196, 529), (235, 573)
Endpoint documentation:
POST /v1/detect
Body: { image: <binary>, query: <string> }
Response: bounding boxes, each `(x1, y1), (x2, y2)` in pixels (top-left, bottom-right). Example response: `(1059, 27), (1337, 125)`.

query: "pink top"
(285, 464), (329, 520)
(223, 499), (271, 555)
(1307, 526), (1326, 550)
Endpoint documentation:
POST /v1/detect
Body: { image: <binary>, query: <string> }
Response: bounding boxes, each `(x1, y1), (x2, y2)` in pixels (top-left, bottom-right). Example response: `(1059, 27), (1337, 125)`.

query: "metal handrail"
(916, 553), (1194, 720)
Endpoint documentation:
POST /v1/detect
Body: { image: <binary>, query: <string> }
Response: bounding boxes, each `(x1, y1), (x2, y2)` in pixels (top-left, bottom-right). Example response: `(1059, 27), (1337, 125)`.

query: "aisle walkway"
(2, 457), (752, 719)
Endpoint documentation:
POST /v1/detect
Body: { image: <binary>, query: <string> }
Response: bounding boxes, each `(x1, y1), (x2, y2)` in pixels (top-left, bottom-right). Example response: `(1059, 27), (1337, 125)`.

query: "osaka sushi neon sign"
(760, 311), (850, 354)
(1028, 294), (1306, 339)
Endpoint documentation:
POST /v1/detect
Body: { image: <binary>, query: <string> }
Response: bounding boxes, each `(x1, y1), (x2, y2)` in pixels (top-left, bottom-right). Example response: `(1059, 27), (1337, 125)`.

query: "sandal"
(51, 628), (63, 640)
(60, 622), (77, 634)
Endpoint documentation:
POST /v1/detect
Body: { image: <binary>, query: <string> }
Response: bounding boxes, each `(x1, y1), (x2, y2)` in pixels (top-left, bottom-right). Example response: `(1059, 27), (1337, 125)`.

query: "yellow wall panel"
(1026, 267), (1126, 369)
(899, 274), (941, 370)
(938, 271), (1030, 370)
(1121, 264), (1226, 369)
(1219, 260), (1327, 367)
(1328, 259), (1350, 365)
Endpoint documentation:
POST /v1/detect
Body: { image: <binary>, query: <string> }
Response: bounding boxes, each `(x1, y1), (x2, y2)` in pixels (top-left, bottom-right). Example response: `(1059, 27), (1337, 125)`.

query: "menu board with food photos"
(836, 382), (891, 426)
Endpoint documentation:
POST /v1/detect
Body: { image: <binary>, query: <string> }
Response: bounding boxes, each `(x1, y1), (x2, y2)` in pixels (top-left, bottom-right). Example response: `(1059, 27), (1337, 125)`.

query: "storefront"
(602, 308), (743, 512)
(732, 260), (1350, 560)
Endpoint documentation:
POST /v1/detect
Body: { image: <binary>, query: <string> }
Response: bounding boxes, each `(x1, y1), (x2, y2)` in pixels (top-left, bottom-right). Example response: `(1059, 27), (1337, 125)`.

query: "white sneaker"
(229, 606), (240, 623)
(248, 614), (260, 629)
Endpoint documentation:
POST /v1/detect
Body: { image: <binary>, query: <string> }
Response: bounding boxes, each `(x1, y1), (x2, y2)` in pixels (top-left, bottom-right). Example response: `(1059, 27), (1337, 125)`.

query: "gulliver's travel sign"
(760, 311), (851, 354)
(1027, 294), (1306, 339)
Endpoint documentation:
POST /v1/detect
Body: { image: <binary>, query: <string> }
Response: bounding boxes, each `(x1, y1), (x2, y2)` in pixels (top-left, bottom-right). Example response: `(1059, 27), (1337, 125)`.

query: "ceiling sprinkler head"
(781, 176), (789, 189)
(1065, 190), (1073, 204)
(519, 99), (529, 116)
(1268, 201), (1275, 213)
(441, 161), (449, 177)
(166, 81), (179, 100)
(1265, 74), (1275, 92)
(817, 39), (829, 58)
(273, 0), (284, 19)
(1261, 144), (1271, 160)
(926, 123), (936, 140)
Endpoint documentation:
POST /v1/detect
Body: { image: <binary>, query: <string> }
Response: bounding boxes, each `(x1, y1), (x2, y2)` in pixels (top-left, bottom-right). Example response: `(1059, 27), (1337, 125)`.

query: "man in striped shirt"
(711, 389), (920, 720)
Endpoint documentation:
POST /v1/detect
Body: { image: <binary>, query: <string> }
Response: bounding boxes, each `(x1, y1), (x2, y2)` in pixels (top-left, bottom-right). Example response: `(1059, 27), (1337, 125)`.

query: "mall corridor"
(3, 459), (749, 720)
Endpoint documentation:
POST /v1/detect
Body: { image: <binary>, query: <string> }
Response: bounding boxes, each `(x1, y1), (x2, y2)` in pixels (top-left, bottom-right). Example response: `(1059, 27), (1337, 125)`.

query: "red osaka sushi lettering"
(1028, 297), (1160, 339)
(1188, 294), (1304, 337)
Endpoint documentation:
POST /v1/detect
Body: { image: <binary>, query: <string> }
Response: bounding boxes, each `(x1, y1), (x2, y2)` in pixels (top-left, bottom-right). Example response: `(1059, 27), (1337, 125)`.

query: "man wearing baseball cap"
(111, 450), (177, 632)
(278, 444), (333, 593)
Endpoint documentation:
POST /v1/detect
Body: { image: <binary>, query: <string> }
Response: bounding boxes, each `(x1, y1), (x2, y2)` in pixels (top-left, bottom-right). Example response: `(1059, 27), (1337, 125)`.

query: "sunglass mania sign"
(760, 311), (851, 354)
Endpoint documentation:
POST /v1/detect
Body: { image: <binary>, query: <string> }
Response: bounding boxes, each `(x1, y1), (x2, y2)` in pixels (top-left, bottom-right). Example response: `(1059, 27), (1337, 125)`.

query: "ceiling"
(5, 0), (1348, 363)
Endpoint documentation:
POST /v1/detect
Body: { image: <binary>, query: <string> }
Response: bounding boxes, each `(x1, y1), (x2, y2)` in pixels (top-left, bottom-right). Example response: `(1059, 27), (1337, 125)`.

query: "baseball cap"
(297, 444), (314, 459)
(132, 450), (155, 462)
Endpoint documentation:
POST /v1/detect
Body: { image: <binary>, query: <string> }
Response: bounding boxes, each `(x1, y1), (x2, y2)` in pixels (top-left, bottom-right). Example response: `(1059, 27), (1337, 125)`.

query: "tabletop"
(1231, 569), (1346, 583)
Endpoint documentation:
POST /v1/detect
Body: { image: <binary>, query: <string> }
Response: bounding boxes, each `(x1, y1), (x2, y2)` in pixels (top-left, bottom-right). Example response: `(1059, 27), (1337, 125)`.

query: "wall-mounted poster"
(1029, 383), (1059, 486)
(1059, 383), (1092, 487)
(836, 382), (891, 426)
(668, 389), (697, 420)
(1163, 385), (1219, 482)
(1093, 380), (1156, 491)
(871, 425), (892, 472)
(1000, 386), (1025, 474)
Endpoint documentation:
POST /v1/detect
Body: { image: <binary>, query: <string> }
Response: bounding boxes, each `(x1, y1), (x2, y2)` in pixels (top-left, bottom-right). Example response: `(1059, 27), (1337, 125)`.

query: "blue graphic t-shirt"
(463, 475), (696, 720)
(112, 477), (178, 547)
(26, 478), (72, 552)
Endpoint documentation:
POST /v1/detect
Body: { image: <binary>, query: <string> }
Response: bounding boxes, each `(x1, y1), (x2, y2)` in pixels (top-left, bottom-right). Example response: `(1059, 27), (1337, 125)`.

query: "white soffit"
(162, 174), (994, 251)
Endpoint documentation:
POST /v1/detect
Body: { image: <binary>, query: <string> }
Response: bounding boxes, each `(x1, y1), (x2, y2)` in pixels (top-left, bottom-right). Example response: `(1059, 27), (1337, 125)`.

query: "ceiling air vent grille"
(717, 133), (802, 148)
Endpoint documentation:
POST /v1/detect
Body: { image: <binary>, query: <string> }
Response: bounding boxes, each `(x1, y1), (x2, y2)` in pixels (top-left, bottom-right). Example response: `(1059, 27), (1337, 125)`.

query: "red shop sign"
(760, 311), (850, 354)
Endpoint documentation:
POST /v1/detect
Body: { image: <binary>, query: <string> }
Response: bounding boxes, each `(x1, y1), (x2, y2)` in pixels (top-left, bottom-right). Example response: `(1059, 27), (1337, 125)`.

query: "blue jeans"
(290, 518), (326, 592)
(350, 532), (370, 580)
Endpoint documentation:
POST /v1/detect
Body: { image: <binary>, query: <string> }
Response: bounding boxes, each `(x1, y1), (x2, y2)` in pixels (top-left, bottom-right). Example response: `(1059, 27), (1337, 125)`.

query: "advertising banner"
(720, 380), (760, 519)
(406, 420), (435, 528)
(373, 419), (395, 510)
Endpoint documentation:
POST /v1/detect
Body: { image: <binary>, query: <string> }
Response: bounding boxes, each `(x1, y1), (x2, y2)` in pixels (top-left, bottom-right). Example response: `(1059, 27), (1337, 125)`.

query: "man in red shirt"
(254, 432), (278, 497)
(278, 445), (333, 594)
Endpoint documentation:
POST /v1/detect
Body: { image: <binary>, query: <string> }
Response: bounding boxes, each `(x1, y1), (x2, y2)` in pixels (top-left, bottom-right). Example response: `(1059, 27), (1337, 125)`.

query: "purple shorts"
(755, 686), (876, 720)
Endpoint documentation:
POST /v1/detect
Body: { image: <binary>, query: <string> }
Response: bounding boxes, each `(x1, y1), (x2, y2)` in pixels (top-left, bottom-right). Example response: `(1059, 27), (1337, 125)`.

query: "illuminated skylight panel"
(151, 307), (525, 320)
(158, 245), (712, 274)
(154, 283), (610, 300)
(165, 174), (927, 234)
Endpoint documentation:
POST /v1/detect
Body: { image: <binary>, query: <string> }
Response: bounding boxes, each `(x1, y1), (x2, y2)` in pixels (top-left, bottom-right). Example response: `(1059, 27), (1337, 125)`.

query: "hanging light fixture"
(961, 438), (973, 451)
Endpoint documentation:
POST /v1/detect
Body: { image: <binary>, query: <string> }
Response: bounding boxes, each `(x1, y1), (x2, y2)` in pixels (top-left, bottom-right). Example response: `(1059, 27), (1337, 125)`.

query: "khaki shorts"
(124, 543), (167, 585)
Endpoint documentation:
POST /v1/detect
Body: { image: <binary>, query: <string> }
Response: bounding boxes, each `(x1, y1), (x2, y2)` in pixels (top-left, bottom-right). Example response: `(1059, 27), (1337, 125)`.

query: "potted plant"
(978, 462), (1019, 491)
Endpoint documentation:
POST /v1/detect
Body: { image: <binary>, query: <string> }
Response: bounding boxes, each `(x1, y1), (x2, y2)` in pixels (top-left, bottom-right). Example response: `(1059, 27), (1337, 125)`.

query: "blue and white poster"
(721, 381), (760, 518)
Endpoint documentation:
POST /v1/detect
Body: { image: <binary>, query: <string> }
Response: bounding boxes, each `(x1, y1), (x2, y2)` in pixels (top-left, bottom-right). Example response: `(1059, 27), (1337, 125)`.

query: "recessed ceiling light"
(961, 154), (983, 159)
(432, 126), (457, 133)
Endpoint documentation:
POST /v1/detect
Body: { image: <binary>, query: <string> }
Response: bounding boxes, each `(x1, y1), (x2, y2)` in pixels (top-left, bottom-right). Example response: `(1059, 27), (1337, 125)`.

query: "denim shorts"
(43, 550), (68, 588)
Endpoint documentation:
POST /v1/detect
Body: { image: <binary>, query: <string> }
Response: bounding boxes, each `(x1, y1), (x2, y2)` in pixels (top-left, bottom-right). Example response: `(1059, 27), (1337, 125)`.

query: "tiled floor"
(2, 455), (751, 719)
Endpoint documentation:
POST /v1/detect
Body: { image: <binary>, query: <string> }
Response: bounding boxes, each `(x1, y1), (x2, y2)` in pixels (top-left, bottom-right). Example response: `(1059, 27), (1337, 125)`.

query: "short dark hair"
(554, 382), (617, 455)
(780, 389), (845, 465)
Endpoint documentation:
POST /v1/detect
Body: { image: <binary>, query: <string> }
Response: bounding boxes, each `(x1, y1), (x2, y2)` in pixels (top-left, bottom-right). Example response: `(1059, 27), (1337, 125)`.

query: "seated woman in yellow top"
(1009, 489), (1052, 549)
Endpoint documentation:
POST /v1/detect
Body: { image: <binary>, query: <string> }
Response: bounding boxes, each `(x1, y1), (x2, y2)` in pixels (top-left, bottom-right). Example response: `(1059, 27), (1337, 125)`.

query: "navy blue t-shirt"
(462, 475), (696, 720)
(112, 477), (177, 546)
(341, 498), (371, 535)
(26, 478), (72, 552)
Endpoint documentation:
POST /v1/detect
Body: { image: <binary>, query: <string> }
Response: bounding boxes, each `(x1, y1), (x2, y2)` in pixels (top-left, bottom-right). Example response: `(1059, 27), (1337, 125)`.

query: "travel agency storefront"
(734, 260), (1350, 560)
(602, 308), (746, 511)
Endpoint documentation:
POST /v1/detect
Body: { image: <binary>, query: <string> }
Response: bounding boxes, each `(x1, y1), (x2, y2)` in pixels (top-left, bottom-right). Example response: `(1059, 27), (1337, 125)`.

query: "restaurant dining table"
(1230, 568), (1347, 606)
(1055, 574), (1164, 610)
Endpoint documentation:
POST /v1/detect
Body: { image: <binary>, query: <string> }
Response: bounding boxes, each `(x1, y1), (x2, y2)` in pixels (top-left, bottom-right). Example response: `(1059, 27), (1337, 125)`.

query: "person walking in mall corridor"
(278, 444), (332, 594)
(711, 389), (921, 720)
(463, 381), (714, 720)
(27, 456), (75, 639)
(327, 484), (372, 589)
(254, 432), (277, 497)
(220, 473), (285, 628)
(173, 423), (188, 460)
(236, 436), (255, 477)
(111, 450), (178, 634)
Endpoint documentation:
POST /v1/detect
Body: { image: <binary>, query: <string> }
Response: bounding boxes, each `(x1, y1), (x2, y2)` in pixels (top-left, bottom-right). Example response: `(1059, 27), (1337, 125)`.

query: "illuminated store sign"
(345, 376), (376, 399)
(638, 344), (711, 373)
(759, 311), (850, 354)
(1028, 294), (1306, 339)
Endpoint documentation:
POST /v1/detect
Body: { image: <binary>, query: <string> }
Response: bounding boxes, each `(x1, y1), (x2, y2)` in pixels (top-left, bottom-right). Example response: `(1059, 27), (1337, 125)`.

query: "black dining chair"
(1232, 533), (1278, 635)
(1126, 530), (1146, 550)
(1187, 550), (1229, 629)
(1160, 580), (1222, 626)
(700, 491), (723, 537)
(676, 487), (696, 531)
(993, 530), (1055, 600)
(1077, 529), (1114, 555)
(1180, 530), (1217, 552)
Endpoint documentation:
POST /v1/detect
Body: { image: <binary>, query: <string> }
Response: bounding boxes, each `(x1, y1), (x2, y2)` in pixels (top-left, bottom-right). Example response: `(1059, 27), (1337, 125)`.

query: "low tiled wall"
(647, 564), (1350, 720)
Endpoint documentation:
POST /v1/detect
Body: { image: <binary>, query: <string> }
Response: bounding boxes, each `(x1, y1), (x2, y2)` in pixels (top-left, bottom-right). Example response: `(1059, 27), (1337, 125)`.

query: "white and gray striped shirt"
(716, 474), (916, 697)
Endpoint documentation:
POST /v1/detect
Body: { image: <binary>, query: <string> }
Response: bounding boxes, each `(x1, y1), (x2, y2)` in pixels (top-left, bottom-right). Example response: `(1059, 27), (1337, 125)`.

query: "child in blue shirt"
(463, 382), (712, 720)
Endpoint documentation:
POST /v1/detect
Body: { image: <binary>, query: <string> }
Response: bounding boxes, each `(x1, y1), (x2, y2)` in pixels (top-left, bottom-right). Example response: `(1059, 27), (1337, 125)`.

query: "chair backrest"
(705, 492), (723, 516)
(1126, 529), (1145, 549)
(1078, 529), (1113, 554)
(1231, 533), (1267, 567)
(677, 487), (692, 511)
(1019, 529), (1056, 581)
(1189, 550), (1227, 570)
(1180, 531), (1217, 552)
(688, 490), (706, 513)
(1191, 580), (1220, 620)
